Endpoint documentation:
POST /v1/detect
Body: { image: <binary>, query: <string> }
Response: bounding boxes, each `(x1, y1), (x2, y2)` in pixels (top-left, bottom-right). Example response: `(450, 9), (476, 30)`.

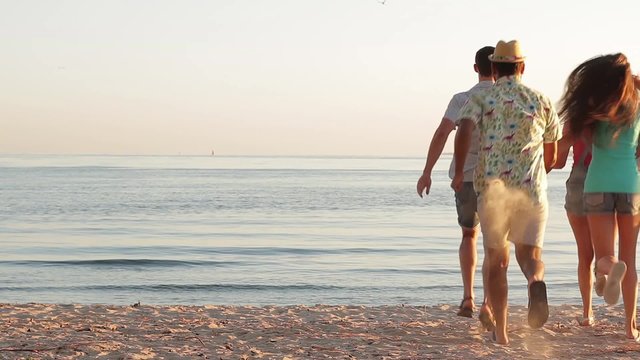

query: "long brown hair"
(559, 53), (638, 141)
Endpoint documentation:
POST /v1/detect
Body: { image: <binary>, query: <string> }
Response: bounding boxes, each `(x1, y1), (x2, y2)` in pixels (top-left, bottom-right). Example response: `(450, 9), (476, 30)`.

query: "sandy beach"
(0, 303), (639, 359)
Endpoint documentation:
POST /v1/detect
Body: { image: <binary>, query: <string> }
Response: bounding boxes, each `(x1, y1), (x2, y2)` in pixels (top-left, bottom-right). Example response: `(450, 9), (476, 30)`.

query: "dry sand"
(1, 303), (639, 359)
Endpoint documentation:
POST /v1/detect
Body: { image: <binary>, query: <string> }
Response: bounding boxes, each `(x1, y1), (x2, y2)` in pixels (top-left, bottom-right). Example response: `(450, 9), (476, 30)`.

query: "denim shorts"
(565, 166), (587, 215)
(455, 182), (479, 229)
(584, 192), (640, 215)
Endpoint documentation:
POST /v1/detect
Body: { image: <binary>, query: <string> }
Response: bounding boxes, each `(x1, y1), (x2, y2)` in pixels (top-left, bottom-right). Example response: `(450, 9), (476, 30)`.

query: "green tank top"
(584, 116), (640, 193)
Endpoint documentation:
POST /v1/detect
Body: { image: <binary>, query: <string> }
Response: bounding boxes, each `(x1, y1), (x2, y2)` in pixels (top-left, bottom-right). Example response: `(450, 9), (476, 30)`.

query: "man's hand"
(416, 173), (432, 198)
(450, 173), (464, 193)
(543, 141), (557, 173)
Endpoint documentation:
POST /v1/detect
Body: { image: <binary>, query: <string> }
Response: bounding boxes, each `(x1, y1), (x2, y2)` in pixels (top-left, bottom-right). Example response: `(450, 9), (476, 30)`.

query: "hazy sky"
(3, 0), (640, 156)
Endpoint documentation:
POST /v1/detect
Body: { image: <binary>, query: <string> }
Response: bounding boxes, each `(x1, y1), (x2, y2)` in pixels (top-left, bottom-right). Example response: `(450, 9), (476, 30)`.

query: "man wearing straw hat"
(451, 40), (560, 345)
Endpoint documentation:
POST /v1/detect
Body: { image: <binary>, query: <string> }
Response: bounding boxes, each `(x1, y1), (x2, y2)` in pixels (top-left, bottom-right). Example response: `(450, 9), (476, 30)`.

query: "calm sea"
(0, 155), (590, 306)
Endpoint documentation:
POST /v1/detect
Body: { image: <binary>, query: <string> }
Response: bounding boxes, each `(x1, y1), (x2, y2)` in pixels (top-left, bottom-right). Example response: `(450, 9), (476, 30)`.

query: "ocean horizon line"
(0, 153), (439, 159)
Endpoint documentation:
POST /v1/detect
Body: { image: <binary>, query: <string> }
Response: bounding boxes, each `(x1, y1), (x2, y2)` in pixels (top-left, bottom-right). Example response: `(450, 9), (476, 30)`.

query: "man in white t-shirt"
(416, 46), (495, 327)
(452, 40), (560, 345)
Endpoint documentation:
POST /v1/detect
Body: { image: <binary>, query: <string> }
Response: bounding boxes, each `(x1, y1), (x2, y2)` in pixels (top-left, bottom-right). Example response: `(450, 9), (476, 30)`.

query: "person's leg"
(478, 254), (495, 331)
(511, 199), (547, 284)
(588, 211), (623, 305)
(458, 226), (479, 313)
(616, 195), (640, 339)
(586, 194), (617, 278)
(455, 182), (481, 315)
(566, 212), (594, 323)
(485, 244), (510, 345)
(511, 200), (548, 328)
(477, 193), (509, 343)
(514, 244), (544, 284)
(514, 243), (548, 328)
(565, 171), (596, 322)
(586, 193), (625, 305)
(590, 213), (617, 276)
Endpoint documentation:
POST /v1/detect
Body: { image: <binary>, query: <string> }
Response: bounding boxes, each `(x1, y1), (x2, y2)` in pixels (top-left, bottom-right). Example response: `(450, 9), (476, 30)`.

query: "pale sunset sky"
(2, 0), (640, 156)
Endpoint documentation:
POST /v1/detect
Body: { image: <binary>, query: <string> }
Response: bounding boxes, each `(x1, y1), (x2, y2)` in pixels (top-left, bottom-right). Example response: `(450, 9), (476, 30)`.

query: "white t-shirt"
(444, 81), (493, 181)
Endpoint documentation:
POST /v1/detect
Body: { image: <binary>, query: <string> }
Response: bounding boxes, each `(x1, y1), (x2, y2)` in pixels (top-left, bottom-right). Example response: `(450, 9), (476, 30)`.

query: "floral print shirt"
(457, 76), (561, 203)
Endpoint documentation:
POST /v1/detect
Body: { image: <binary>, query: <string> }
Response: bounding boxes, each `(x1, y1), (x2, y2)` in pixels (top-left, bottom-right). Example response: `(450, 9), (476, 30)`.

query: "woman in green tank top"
(560, 53), (640, 342)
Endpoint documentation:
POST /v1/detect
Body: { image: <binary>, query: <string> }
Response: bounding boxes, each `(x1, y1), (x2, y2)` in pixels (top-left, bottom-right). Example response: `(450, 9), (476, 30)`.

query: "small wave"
(345, 268), (455, 275)
(0, 259), (240, 267)
(5, 246), (447, 258)
(173, 246), (445, 256)
(0, 283), (460, 292)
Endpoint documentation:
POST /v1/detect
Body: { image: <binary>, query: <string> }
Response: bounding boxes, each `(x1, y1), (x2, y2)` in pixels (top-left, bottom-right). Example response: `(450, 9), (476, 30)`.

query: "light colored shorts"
(584, 192), (640, 215)
(478, 194), (548, 249)
(455, 182), (479, 229)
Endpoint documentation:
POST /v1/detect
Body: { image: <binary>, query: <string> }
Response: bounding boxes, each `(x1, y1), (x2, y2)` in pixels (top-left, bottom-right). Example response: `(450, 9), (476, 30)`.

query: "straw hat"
(489, 40), (526, 63)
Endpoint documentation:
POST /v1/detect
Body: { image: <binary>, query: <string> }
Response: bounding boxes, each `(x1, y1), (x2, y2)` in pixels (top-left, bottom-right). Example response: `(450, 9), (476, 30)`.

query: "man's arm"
(542, 99), (561, 172)
(544, 142), (558, 173)
(416, 119), (456, 197)
(450, 118), (474, 192)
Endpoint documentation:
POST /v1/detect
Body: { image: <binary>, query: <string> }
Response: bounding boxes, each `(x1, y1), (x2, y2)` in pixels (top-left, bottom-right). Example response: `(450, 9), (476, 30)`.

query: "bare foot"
(491, 330), (509, 345)
(478, 303), (495, 332)
(604, 262), (626, 305)
(576, 316), (595, 327)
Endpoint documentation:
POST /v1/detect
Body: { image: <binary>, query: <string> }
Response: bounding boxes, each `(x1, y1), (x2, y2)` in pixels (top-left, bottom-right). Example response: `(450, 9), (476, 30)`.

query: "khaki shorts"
(478, 195), (549, 249)
(455, 182), (479, 229)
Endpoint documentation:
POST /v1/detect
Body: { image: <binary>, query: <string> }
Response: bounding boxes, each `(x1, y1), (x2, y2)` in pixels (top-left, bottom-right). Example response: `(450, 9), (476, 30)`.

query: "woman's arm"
(554, 123), (573, 169)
